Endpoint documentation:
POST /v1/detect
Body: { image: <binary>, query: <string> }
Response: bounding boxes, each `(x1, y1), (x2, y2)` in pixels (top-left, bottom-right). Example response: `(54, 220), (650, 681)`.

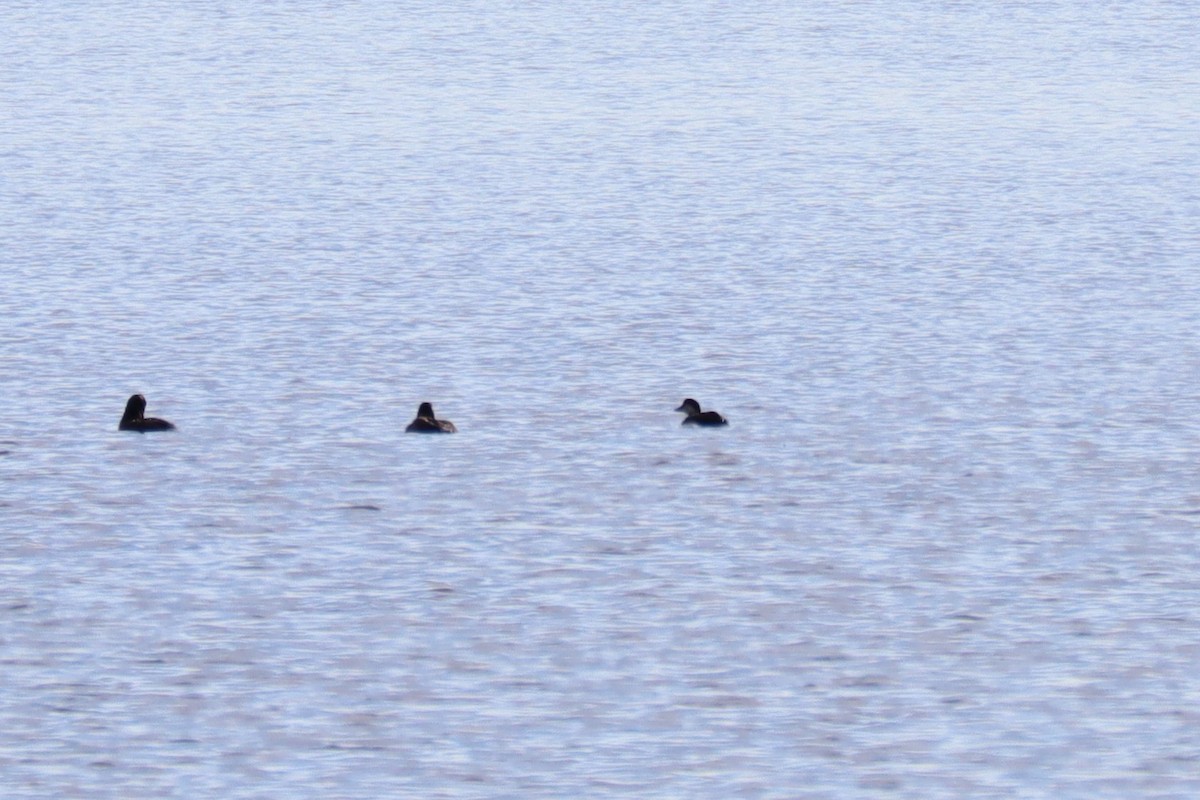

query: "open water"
(2, 2), (1199, 797)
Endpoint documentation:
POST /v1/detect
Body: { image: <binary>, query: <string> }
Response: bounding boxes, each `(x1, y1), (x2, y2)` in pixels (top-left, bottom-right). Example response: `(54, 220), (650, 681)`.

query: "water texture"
(2, 2), (1199, 797)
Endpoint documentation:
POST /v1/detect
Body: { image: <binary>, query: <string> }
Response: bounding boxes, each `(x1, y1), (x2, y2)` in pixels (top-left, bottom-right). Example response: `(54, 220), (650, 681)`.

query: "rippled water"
(3, 2), (1199, 797)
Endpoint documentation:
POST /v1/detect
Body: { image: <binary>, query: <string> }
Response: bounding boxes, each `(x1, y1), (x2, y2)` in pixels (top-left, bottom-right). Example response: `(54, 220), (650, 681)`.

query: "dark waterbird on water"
(405, 402), (457, 433)
(119, 394), (175, 432)
(675, 398), (728, 427)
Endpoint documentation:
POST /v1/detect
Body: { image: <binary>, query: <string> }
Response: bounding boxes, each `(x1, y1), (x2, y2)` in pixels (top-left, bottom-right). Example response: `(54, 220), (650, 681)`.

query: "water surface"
(2, 2), (1199, 797)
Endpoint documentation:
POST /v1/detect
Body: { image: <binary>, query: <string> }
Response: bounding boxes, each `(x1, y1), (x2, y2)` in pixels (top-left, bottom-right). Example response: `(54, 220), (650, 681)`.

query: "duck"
(675, 398), (728, 427)
(119, 394), (176, 432)
(405, 402), (457, 433)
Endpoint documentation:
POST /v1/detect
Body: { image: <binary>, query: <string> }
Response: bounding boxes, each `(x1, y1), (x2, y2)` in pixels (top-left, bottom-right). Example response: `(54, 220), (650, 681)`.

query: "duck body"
(405, 402), (457, 433)
(675, 398), (728, 427)
(119, 394), (176, 432)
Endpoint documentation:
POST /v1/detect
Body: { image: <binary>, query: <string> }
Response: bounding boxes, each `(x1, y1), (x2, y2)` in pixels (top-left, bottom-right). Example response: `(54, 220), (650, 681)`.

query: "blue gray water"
(3, 2), (1199, 797)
